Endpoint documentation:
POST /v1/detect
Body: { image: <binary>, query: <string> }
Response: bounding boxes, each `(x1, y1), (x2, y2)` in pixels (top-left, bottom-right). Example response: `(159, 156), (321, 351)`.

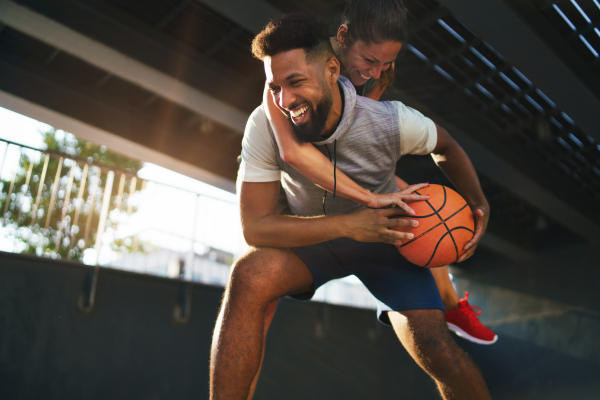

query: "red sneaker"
(445, 292), (498, 345)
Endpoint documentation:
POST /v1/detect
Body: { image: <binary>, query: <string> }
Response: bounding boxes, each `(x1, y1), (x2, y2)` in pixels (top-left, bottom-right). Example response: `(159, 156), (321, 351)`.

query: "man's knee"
(227, 248), (299, 303)
(228, 250), (272, 301)
(391, 309), (460, 366)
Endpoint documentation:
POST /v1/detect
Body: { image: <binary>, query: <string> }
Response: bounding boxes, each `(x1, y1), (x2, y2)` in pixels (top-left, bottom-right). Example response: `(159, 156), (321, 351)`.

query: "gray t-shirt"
(238, 76), (437, 217)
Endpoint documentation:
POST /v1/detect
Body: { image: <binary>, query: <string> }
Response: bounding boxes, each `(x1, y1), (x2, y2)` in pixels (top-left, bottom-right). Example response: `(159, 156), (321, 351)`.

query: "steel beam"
(198, 0), (284, 33)
(437, 0), (600, 145)
(0, 88), (236, 192)
(0, 0), (248, 133)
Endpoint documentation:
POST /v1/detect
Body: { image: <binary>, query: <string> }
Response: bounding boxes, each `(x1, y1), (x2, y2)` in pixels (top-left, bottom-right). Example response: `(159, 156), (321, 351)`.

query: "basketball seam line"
(423, 227), (475, 268)
(410, 188), (448, 218)
(422, 186), (459, 266)
(399, 203), (469, 248)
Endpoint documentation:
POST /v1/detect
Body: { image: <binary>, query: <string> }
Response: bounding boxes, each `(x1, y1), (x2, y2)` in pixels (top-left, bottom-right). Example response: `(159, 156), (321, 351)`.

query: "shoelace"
(468, 304), (482, 317)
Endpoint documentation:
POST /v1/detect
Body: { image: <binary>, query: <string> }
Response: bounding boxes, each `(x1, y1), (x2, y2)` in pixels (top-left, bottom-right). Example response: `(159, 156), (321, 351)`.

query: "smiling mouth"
(288, 104), (309, 124)
(358, 71), (370, 80)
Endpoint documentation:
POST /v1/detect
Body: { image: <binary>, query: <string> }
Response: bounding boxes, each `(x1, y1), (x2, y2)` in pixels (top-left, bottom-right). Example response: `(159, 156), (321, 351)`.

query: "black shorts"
(290, 238), (444, 325)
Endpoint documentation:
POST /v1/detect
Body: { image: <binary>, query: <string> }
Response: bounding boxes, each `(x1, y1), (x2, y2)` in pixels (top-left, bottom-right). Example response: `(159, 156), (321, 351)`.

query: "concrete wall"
(1, 249), (599, 399)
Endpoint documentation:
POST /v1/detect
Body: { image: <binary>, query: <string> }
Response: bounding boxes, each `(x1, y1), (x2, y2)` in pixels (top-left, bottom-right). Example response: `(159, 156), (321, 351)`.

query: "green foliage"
(1, 128), (144, 261)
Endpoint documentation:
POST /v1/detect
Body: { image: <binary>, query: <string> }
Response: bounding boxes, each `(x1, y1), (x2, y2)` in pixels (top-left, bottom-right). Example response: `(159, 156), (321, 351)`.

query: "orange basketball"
(392, 184), (474, 268)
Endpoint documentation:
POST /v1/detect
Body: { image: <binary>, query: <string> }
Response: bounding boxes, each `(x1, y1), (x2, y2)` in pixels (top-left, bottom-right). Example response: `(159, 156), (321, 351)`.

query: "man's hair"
(341, 0), (408, 46)
(251, 13), (335, 64)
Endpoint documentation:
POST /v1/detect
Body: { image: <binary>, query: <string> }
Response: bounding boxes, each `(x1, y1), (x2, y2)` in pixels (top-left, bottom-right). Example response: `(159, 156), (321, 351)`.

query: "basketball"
(392, 184), (475, 268)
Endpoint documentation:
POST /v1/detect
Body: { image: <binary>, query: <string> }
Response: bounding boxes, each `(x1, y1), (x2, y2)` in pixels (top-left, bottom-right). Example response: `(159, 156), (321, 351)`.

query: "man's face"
(265, 49), (333, 143)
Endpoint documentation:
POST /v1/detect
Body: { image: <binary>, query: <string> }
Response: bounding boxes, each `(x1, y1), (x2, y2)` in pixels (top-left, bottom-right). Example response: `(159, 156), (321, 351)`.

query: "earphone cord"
(322, 139), (338, 216)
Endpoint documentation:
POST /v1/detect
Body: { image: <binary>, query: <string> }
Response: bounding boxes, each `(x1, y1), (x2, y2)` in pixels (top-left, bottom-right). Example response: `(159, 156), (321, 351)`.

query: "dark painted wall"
(1, 250), (599, 399)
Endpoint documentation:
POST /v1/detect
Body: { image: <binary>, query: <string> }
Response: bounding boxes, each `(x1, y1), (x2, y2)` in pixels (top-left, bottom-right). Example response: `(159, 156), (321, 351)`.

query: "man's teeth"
(290, 105), (309, 119)
(359, 71), (369, 80)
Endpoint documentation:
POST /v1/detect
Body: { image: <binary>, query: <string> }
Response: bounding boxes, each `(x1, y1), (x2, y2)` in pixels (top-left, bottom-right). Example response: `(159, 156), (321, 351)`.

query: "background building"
(1, 0), (600, 398)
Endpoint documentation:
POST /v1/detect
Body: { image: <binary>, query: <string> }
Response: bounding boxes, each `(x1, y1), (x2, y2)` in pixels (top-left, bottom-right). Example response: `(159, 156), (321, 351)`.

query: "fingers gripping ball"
(392, 184), (474, 268)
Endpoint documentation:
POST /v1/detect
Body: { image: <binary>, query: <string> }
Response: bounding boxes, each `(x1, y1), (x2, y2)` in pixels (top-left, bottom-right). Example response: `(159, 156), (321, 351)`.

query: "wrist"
(470, 201), (489, 211)
(357, 188), (374, 207)
(334, 214), (353, 239)
(468, 201), (490, 219)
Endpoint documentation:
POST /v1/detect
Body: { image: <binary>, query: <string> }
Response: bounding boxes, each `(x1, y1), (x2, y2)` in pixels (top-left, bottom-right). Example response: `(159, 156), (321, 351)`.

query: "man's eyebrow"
(284, 72), (307, 80)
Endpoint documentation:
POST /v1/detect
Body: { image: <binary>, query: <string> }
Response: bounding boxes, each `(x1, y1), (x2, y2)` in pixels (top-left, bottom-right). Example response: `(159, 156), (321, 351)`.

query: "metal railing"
(0, 138), (243, 290)
(0, 137), (377, 312)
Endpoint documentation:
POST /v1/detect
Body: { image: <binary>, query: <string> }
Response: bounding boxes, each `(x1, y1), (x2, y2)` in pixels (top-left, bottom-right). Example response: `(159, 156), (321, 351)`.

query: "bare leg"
(430, 266), (460, 310)
(389, 309), (491, 400)
(247, 300), (279, 400)
(210, 248), (313, 400)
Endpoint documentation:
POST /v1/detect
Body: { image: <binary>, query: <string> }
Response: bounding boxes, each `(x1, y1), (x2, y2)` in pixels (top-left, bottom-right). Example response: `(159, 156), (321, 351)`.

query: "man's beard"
(288, 89), (333, 143)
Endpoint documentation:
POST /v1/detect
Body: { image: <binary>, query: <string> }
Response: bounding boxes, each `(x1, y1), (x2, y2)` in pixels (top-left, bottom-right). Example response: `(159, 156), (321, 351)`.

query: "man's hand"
(458, 205), (489, 262)
(365, 183), (430, 214)
(341, 207), (419, 247)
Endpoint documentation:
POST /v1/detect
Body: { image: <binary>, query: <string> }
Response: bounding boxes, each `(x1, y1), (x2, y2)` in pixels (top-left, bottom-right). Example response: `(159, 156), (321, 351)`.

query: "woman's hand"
(365, 183), (430, 215)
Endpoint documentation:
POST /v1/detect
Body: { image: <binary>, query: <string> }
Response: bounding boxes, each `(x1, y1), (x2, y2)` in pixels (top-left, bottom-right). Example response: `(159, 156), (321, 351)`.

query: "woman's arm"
(263, 85), (425, 213)
(395, 176), (409, 190)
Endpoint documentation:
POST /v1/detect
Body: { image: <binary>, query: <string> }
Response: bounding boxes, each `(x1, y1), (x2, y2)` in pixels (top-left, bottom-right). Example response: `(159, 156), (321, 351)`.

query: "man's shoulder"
(243, 105), (275, 145)
(247, 105), (268, 130)
(355, 95), (398, 116)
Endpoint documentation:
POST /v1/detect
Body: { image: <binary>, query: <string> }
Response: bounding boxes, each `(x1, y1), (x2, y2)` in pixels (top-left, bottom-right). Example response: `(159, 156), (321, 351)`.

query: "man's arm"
(431, 123), (490, 262)
(240, 181), (419, 248)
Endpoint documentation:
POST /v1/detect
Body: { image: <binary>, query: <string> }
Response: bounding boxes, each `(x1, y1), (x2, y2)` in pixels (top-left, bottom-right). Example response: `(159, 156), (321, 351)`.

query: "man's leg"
(210, 247), (313, 400)
(388, 309), (491, 400)
(247, 299), (279, 400)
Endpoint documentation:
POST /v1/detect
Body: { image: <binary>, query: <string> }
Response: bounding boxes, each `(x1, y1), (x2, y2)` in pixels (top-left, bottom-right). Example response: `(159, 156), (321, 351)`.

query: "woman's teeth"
(359, 71), (370, 80)
(291, 105), (309, 119)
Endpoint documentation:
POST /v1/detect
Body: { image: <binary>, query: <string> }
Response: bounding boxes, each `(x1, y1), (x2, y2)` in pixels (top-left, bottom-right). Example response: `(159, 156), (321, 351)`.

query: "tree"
(1, 128), (144, 261)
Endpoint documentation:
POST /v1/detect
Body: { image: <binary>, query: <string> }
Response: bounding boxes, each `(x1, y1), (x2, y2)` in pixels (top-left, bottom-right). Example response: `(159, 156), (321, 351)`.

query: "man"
(210, 14), (491, 400)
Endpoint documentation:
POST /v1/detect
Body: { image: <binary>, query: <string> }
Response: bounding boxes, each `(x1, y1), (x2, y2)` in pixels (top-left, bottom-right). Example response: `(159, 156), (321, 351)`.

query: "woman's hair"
(341, 0), (408, 88)
(341, 0), (408, 46)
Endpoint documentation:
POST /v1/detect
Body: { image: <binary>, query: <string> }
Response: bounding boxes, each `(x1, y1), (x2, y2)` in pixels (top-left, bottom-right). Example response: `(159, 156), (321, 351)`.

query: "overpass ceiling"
(0, 0), (599, 255)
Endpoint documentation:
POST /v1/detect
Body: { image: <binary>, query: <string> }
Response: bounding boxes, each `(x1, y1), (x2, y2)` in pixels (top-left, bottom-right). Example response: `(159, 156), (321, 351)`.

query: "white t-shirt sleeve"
(393, 102), (438, 156)
(237, 105), (282, 182)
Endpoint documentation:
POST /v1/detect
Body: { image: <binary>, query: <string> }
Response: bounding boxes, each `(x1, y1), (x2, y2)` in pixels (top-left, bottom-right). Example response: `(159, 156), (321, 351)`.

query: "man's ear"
(325, 57), (341, 84)
(337, 24), (348, 47)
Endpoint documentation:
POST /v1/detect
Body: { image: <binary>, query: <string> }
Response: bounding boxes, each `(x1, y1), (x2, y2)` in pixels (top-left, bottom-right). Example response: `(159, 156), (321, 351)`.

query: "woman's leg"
(430, 266), (459, 310)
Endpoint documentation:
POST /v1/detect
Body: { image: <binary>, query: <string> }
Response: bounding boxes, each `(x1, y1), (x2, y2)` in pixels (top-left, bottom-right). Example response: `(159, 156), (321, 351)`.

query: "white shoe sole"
(447, 322), (498, 345)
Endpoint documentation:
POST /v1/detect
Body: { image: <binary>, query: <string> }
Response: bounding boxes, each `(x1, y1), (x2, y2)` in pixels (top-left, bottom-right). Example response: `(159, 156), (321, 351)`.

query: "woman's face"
(337, 26), (402, 86)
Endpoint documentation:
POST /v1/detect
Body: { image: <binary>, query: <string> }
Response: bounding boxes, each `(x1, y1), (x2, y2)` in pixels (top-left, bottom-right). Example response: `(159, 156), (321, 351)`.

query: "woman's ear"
(337, 24), (348, 47)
